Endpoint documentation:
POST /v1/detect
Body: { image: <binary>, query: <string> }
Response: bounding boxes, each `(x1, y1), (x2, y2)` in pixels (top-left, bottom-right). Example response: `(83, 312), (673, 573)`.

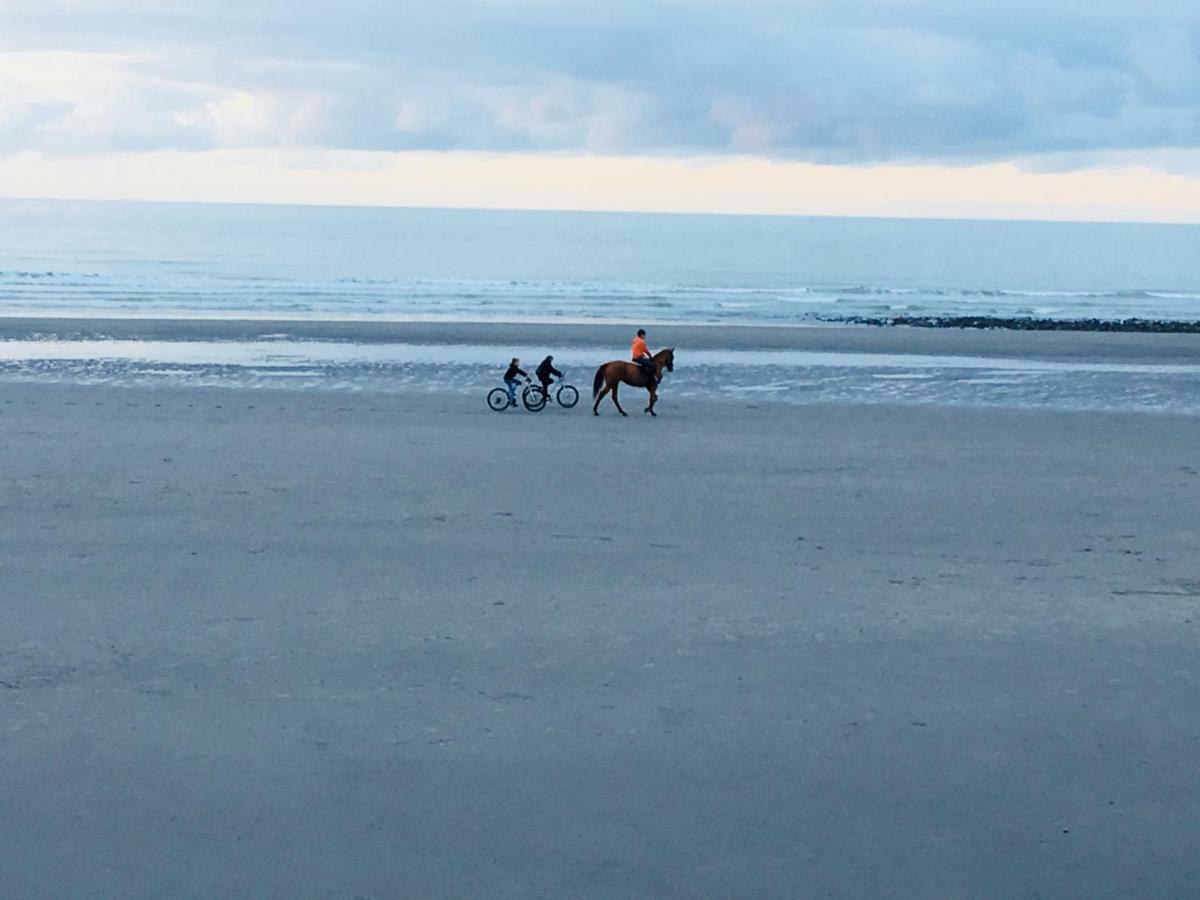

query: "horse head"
(656, 347), (675, 373)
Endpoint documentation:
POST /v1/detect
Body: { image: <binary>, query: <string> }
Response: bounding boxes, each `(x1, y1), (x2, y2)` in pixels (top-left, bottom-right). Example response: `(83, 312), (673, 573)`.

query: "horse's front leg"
(645, 386), (657, 416)
(612, 382), (628, 416)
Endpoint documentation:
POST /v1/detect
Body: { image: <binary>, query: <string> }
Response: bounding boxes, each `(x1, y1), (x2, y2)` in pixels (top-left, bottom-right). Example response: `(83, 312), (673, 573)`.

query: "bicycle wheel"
(522, 384), (548, 412)
(487, 388), (511, 412)
(556, 384), (579, 408)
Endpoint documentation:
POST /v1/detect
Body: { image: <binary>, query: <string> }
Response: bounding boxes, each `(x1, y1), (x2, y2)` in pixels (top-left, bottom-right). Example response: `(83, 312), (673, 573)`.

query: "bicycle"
(487, 379), (546, 412)
(523, 377), (580, 412)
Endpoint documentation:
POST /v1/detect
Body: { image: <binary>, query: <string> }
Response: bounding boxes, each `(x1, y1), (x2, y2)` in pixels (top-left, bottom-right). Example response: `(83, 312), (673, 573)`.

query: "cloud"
(1, 1), (1198, 166)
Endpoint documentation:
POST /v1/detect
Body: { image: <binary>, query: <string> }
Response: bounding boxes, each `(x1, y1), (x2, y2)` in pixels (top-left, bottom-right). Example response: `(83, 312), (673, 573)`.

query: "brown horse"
(592, 347), (675, 416)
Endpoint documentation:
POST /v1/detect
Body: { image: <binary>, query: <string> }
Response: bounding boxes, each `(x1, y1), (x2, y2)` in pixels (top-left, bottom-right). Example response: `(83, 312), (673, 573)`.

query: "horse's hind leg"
(611, 383), (628, 416)
(593, 384), (611, 415)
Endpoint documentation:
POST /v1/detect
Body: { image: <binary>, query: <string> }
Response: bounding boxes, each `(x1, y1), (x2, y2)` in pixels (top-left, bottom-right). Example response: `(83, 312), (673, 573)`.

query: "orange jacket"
(631, 336), (649, 359)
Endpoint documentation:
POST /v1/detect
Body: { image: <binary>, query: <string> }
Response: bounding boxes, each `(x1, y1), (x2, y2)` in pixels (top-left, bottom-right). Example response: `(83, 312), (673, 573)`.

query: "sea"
(2, 197), (1199, 411)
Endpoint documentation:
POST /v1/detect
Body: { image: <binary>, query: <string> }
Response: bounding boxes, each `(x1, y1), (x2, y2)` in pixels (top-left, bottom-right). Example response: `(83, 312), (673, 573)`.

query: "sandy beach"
(5, 314), (1200, 362)
(2, 368), (1198, 896)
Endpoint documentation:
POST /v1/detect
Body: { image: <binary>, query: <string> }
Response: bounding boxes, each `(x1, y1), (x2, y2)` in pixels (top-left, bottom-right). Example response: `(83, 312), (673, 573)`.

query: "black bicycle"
(523, 377), (580, 412)
(487, 380), (547, 412)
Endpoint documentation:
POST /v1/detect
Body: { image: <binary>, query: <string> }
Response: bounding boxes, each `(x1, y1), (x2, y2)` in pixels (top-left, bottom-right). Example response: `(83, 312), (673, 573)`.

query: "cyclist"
(631, 328), (656, 384)
(503, 358), (529, 407)
(535, 355), (563, 399)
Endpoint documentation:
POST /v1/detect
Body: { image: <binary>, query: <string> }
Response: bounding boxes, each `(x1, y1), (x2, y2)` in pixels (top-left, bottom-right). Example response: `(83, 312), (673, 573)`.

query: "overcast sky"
(3, 1), (1200, 219)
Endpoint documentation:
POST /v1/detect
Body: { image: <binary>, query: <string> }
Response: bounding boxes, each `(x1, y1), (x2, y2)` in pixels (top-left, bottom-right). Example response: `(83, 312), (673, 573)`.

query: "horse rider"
(631, 329), (657, 384)
(535, 354), (563, 397)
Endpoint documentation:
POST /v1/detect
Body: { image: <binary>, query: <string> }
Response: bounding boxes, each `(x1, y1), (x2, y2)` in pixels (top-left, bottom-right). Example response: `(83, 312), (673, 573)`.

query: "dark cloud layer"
(3, 0), (1199, 164)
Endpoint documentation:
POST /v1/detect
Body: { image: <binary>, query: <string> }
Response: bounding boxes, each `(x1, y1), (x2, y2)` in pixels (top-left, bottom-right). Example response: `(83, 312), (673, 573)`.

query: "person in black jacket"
(503, 358), (528, 406)
(535, 355), (563, 399)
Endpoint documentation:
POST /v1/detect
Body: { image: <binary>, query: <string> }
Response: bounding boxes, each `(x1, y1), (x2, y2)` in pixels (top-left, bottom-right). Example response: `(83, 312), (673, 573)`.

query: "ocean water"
(2, 198), (1199, 325)
(2, 198), (1199, 411)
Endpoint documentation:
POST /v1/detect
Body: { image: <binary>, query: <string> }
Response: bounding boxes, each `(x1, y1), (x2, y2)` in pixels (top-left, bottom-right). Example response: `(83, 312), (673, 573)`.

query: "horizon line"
(4, 193), (1198, 228)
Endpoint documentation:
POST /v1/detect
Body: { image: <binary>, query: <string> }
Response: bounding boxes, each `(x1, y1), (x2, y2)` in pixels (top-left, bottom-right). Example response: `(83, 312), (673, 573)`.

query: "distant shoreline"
(2, 315), (1199, 365)
(4, 311), (1200, 335)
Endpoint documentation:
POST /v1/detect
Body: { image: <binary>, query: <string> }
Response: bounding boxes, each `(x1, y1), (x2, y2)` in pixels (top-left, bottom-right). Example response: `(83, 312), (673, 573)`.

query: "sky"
(2, 0), (1199, 221)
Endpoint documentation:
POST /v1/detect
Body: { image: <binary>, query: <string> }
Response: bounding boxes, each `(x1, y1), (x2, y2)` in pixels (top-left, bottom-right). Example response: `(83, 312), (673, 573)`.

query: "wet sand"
(2, 381), (1198, 897)
(4, 315), (1200, 363)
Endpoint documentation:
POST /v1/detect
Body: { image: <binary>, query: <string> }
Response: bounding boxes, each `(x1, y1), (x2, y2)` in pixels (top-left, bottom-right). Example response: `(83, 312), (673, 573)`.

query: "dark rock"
(821, 315), (1200, 334)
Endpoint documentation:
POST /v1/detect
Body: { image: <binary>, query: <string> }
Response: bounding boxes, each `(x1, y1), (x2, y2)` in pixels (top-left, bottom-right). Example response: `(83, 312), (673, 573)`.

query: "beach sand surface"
(4, 315), (1200, 362)
(2, 381), (1198, 897)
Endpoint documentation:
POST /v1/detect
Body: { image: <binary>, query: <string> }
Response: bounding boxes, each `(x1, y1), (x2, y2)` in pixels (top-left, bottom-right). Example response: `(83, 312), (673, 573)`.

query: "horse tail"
(592, 363), (608, 398)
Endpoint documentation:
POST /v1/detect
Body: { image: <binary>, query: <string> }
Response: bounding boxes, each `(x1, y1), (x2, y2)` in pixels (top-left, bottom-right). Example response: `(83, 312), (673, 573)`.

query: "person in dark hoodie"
(535, 354), (563, 400)
(502, 357), (528, 406)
